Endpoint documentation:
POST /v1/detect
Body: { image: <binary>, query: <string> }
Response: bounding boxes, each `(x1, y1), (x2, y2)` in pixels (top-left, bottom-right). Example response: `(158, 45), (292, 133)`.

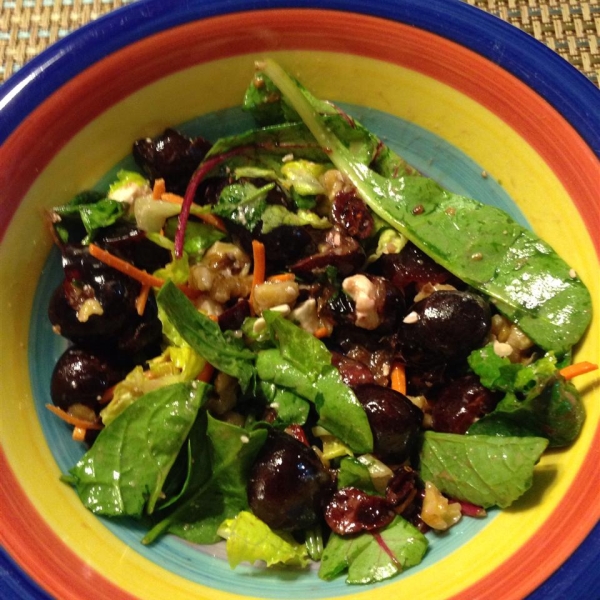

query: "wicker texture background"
(0, 0), (599, 86)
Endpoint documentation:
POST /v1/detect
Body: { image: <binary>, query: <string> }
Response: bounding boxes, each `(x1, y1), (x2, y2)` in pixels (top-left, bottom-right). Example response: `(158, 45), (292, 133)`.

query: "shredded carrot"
(197, 362), (215, 383)
(559, 361), (598, 380)
(160, 191), (227, 232)
(135, 283), (151, 316)
(208, 314), (219, 322)
(89, 243), (165, 287)
(88, 243), (200, 299)
(250, 240), (266, 313)
(72, 427), (87, 442)
(161, 192), (185, 204)
(313, 326), (330, 339)
(391, 363), (407, 395)
(267, 273), (296, 282)
(45, 404), (103, 430)
(152, 178), (166, 200)
(100, 385), (116, 404)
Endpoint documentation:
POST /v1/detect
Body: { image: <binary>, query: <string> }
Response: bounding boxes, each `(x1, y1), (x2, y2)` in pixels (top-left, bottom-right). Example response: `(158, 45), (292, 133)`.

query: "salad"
(45, 59), (596, 585)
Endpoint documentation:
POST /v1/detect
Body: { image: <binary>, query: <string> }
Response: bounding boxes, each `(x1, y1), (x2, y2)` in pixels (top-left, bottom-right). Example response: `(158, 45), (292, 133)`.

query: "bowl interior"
(1, 7), (598, 600)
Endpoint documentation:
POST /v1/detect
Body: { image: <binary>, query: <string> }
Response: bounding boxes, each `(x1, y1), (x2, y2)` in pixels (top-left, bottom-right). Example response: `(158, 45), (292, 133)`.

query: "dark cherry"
(50, 346), (125, 412)
(325, 487), (395, 535)
(431, 374), (501, 434)
(218, 299), (251, 331)
(376, 242), (455, 291)
(353, 384), (423, 464)
(247, 430), (333, 531)
(401, 290), (491, 364)
(291, 227), (365, 277)
(331, 191), (374, 240)
(132, 128), (212, 194)
(331, 352), (375, 387)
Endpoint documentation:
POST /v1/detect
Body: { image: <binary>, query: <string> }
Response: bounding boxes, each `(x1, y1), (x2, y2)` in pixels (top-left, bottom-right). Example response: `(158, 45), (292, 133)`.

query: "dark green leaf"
(157, 281), (255, 391)
(212, 182), (272, 231)
(319, 516), (427, 584)
(259, 59), (592, 356)
(67, 382), (209, 517)
(144, 415), (267, 545)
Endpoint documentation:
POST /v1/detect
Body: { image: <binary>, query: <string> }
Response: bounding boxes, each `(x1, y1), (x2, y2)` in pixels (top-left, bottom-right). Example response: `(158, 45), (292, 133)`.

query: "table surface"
(0, 0), (599, 87)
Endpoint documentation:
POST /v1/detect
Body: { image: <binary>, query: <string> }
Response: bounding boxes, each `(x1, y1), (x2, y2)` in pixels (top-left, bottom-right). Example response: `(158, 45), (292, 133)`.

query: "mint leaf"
(319, 516), (427, 584)
(420, 432), (548, 508)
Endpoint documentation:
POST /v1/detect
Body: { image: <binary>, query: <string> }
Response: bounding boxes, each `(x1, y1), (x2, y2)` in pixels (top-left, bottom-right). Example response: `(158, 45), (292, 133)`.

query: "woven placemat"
(1, 0), (599, 87)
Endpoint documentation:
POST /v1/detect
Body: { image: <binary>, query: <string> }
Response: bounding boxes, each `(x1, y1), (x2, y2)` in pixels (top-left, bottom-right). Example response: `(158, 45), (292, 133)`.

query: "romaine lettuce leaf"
(218, 511), (309, 569)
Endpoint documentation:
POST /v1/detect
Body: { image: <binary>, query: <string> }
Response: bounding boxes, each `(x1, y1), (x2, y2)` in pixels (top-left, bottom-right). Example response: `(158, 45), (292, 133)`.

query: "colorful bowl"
(1, 1), (598, 599)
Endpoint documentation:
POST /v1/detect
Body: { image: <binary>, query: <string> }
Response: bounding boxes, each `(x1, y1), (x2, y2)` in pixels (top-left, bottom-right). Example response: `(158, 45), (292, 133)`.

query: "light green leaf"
(420, 432), (548, 508)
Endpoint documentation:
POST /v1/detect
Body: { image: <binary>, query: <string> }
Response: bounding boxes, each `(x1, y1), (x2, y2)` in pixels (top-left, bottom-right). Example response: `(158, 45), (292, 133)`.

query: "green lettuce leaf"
(100, 346), (205, 426)
(420, 432), (548, 508)
(217, 511), (309, 569)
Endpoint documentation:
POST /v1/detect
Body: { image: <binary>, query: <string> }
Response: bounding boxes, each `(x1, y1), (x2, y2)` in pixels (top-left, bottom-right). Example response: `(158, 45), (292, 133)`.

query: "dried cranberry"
(331, 191), (374, 239)
(325, 487), (395, 535)
(386, 466), (419, 514)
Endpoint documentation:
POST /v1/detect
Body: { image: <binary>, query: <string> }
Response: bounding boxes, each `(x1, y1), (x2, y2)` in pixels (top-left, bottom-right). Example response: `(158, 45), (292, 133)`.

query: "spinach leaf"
(263, 309), (332, 376)
(259, 381), (311, 426)
(420, 432), (548, 508)
(157, 281), (255, 391)
(66, 381), (209, 517)
(255, 347), (373, 454)
(318, 516), (427, 584)
(51, 191), (126, 244)
(337, 457), (379, 495)
(212, 181), (273, 231)
(257, 59), (592, 356)
(143, 415), (267, 545)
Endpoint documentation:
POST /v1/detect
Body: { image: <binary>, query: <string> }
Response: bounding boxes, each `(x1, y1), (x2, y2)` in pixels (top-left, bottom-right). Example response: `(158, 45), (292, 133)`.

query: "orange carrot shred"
(135, 283), (151, 316)
(197, 362), (215, 383)
(88, 243), (199, 299)
(313, 326), (330, 339)
(159, 192), (228, 232)
(99, 385), (116, 404)
(152, 178), (166, 199)
(196, 212), (227, 232)
(250, 240), (266, 313)
(391, 363), (407, 395)
(89, 243), (164, 287)
(161, 192), (185, 204)
(559, 361), (598, 380)
(72, 427), (87, 442)
(267, 273), (296, 282)
(45, 404), (103, 430)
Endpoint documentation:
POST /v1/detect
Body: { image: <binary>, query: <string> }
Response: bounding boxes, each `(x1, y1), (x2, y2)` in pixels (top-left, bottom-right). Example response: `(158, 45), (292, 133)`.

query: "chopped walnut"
(421, 481), (462, 530)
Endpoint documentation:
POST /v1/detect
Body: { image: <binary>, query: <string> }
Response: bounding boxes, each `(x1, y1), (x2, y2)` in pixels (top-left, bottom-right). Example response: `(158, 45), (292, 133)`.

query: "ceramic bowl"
(1, 1), (598, 599)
